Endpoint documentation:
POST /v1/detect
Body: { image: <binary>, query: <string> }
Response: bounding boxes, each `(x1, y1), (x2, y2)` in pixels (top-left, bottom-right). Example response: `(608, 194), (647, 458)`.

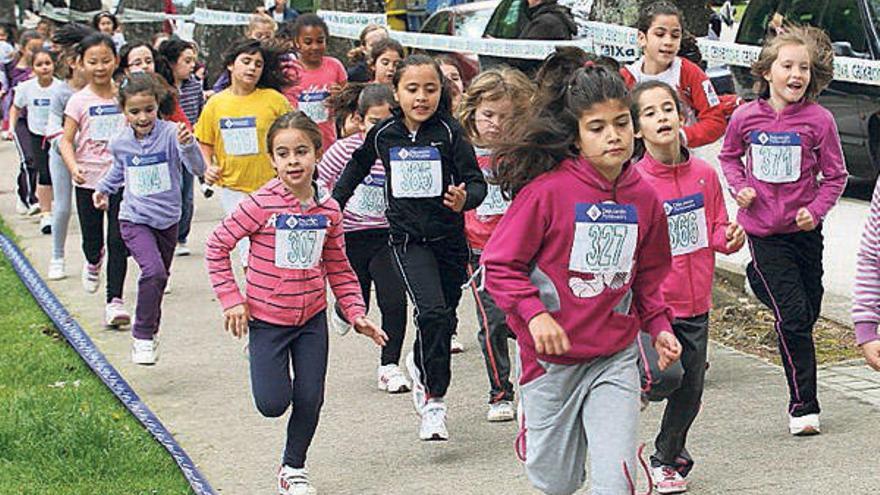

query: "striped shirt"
(317, 133), (389, 232)
(177, 76), (204, 126)
(205, 178), (366, 327)
(853, 178), (880, 345)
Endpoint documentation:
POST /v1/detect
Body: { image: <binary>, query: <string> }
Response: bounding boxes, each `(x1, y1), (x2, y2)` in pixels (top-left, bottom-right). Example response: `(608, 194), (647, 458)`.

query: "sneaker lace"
(281, 468), (310, 487)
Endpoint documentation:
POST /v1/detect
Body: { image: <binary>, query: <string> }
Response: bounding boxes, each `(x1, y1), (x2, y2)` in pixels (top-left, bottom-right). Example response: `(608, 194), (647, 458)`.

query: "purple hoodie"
(719, 99), (847, 237)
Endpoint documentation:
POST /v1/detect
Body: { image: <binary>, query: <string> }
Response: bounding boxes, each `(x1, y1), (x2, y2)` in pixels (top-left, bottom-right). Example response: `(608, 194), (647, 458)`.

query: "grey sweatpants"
(520, 343), (640, 495)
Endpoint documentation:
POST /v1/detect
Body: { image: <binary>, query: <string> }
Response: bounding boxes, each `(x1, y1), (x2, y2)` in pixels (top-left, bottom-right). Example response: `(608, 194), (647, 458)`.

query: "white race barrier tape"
(0, 234), (216, 495)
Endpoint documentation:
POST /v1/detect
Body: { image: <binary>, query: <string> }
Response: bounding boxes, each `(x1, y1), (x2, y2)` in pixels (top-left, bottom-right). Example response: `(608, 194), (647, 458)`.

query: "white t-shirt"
(13, 77), (64, 136)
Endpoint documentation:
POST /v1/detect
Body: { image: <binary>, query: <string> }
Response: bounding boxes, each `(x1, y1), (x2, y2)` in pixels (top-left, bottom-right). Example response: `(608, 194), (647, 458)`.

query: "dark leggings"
(29, 131), (51, 186)
(13, 118), (36, 206)
(336, 228), (408, 365)
(248, 313), (328, 469)
(74, 187), (129, 303)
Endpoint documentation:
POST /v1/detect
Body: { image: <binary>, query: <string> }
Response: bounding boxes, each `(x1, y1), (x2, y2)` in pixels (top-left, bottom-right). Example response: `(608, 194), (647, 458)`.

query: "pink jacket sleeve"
(706, 169), (737, 254)
(806, 114), (847, 224)
(718, 110), (749, 196)
(322, 207), (367, 323)
(204, 195), (265, 310)
(632, 198), (675, 340)
(680, 59), (727, 148)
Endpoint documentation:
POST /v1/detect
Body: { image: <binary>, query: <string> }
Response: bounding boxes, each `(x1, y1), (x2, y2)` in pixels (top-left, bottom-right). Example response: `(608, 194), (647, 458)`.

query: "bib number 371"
(274, 214), (328, 270)
(569, 203), (638, 274)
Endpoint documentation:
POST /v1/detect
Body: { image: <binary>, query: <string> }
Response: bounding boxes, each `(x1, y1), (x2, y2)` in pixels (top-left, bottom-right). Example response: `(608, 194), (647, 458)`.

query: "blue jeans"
(177, 170), (194, 244)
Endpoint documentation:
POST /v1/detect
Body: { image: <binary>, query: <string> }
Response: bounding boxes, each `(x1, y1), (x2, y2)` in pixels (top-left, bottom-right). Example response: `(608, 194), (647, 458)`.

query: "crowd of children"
(3, 2), (879, 494)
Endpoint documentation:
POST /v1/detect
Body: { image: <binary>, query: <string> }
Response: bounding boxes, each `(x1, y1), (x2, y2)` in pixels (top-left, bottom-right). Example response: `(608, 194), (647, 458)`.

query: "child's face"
(24, 38), (44, 59)
(474, 96), (512, 146)
(363, 29), (387, 54)
(372, 49), (401, 85)
(126, 46), (154, 74)
(634, 87), (683, 148)
(341, 111), (362, 138)
(98, 17), (115, 35)
(395, 64), (441, 129)
(765, 43), (811, 106)
(440, 63), (463, 94)
(228, 50), (264, 89)
(195, 66), (205, 80)
(271, 129), (320, 191)
(360, 102), (392, 134)
(124, 91), (159, 137)
(173, 48), (196, 81)
(295, 26), (327, 67)
(577, 98), (634, 173)
(32, 52), (54, 80)
(638, 14), (682, 69)
(248, 25), (274, 41)
(81, 44), (117, 85)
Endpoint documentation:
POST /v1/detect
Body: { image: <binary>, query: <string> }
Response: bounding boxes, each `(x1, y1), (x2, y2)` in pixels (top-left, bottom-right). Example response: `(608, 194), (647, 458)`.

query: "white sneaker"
(27, 203), (41, 216)
(81, 260), (101, 293)
(487, 400), (516, 422)
(131, 337), (158, 365)
(419, 398), (449, 441)
(174, 243), (191, 256)
(15, 200), (28, 215)
(48, 258), (66, 280)
(330, 309), (351, 336)
(450, 334), (465, 354)
(652, 465), (688, 494)
(406, 352), (427, 413)
(789, 413), (821, 436)
(105, 298), (131, 328)
(39, 213), (52, 234)
(278, 465), (317, 495)
(377, 364), (411, 393)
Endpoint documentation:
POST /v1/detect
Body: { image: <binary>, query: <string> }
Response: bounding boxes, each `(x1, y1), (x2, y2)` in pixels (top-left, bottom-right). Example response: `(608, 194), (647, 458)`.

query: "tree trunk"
(590, 0), (710, 36)
(119, 0), (165, 45)
(194, 0), (263, 84)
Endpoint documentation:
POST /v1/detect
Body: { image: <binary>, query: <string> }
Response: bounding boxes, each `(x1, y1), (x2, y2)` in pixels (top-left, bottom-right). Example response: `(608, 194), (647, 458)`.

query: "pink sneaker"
(105, 298), (131, 328)
(652, 465), (688, 494)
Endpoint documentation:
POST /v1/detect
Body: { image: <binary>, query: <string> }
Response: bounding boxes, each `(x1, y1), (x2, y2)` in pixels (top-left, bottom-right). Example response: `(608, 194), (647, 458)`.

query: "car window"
(455, 9), (493, 38)
(736, 0), (781, 45)
(483, 0), (526, 39)
(738, 0), (868, 54)
(422, 12), (451, 35)
(821, 0), (868, 54)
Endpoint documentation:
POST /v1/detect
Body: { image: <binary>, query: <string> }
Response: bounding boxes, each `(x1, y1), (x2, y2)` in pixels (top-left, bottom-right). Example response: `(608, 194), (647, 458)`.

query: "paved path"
(1, 141), (878, 494)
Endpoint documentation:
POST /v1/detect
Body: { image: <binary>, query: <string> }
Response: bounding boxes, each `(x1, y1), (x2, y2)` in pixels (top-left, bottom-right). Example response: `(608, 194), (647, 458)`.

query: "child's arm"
(718, 112), (750, 198)
(853, 179), (880, 349)
(176, 122), (207, 177)
(804, 115), (848, 225)
(451, 128), (487, 212)
(632, 200), (675, 341)
(4, 104), (19, 139)
(706, 169), (744, 254)
(95, 146), (125, 198)
(332, 127), (378, 209)
(59, 115), (85, 185)
(680, 59), (727, 148)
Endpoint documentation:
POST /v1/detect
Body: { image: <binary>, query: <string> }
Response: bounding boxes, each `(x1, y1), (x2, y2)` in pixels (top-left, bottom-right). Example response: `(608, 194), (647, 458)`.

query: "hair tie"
(583, 60), (596, 68)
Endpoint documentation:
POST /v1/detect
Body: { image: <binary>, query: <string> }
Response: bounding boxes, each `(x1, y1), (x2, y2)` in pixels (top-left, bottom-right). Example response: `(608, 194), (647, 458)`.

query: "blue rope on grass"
(0, 233), (216, 495)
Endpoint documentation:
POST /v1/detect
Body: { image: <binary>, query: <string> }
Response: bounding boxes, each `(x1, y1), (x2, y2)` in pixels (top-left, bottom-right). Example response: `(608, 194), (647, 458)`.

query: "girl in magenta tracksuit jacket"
(483, 65), (681, 495)
(719, 27), (847, 437)
(632, 80), (745, 493)
(205, 111), (386, 495)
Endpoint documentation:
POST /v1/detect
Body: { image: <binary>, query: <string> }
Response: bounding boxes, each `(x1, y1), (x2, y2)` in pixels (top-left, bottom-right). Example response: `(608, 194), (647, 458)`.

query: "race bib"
(390, 146), (443, 198)
(274, 214), (328, 270)
(31, 97), (50, 123)
(347, 173), (386, 217)
(298, 91), (330, 124)
(476, 169), (509, 217)
(569, 203), (638, 274)
(750, 131), (802, 183)
(220, 117), (258, 156)
(126, 152), (172, 197)
(664, 193), (709, 257)
(88, 104), (124, 141)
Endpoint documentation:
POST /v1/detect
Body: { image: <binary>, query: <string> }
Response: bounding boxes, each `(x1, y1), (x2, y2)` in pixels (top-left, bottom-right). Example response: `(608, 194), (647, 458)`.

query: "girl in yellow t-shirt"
(195, 39), (292, 266)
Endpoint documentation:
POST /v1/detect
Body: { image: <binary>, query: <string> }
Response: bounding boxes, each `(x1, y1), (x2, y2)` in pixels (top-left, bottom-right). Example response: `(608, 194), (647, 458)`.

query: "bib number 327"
(569, 203), (638, 274)
(274, 214), (328, 270)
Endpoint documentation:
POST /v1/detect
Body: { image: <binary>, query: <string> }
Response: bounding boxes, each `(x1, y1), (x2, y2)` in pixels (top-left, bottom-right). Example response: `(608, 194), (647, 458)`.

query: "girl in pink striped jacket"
(205, 111), (387, 495)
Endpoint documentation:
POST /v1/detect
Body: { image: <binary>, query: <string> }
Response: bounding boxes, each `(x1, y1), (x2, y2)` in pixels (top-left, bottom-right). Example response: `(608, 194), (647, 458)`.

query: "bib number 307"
(569, 203), (638, 274)
(274, 214), (328, 270)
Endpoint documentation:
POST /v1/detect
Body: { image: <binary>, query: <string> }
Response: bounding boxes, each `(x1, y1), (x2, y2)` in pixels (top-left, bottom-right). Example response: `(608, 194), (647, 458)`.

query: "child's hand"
(528, 312), (571, 355)
(654, 330), (682, 371)
(92, 191), (109, 210)
(177, 122), (193, 145)
(223, 303), (249, 338)
(735, 187), (756, 208)
(72, 167), (87, 185)
(725, 221), (745, 252)
(353, 316), (388, 346)
(796, 207), (816, 231)
(328, 83), (342, 96)
(205, 164), (221, 185)
(861, 340), (880, 371)
(1, 130), (12, 141)
(443, 183), (467, 212)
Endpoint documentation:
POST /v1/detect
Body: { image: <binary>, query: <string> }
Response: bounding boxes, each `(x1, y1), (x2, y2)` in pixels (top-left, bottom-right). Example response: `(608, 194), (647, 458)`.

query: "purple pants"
(119, 221), (177, 340)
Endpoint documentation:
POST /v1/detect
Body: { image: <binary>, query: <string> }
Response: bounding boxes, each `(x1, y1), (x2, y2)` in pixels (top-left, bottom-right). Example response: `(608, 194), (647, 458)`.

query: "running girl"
(93, 72), (206, 365)
(368, 38), (403, 86)
(206, 111), (386, 495)
(854, 178), (880, 372)
(482, 65), (681, 495)
(346, 23), (388, 83)
(194, 39), (292, 267)
(719, 26), (846, 436)
(318, 83), (410, 394)
(457, 66), (534, 422)
(332, 54), (487, 441)
(92, 11), (125, 50)
(620, 1), (725, 148)
(59, 32), (131, 327)
(632, 80), (744, 494)
(117, 42), (190, 126)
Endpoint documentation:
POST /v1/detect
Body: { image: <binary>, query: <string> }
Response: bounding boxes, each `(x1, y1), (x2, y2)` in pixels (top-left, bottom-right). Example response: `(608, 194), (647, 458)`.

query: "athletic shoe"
(330, 308), (351, 336)
(278, 465), (317, 495)
(200, 183), (214, 198)
(789, 413), (821, 436)
(105, 298), (131, 328)
(377, 364), (411, 393)
(39, 213), (52, 234)
(450, 334), (465, 354)
(47, 258), (66, 281)
(26, 203), (41, 216)
(487, 400), (516, 422)
(419, 398), (449, 441)
(15, 200), (28, 215)
(405, 352), (427, 413)
(164, 276), (172, 294)
(81, 260), (101, 293)
(174, 243), (191, 257)
(131, 338), (158, 365)
(652, 465), (688, 494)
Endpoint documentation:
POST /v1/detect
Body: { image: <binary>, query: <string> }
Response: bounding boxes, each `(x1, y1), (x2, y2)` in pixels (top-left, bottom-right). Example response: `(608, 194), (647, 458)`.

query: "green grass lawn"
(0, 221), (194, 495)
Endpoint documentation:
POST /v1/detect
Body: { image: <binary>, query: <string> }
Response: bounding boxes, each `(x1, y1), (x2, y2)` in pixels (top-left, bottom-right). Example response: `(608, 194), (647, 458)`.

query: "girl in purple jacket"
(719, 26), (847, 437)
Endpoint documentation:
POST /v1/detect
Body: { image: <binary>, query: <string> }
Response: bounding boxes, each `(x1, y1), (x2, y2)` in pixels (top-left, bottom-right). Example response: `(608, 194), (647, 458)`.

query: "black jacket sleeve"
(332, 126), (378, 210)
(451, 127), (487, 211)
